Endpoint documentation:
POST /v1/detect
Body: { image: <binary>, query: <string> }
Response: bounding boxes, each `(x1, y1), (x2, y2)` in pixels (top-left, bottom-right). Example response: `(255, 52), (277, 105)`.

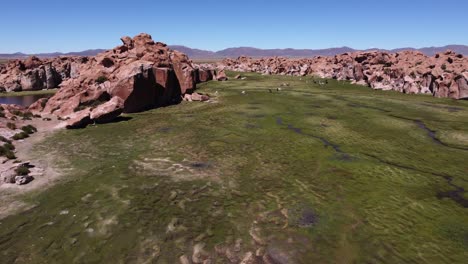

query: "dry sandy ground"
(0, 116), (67, 219)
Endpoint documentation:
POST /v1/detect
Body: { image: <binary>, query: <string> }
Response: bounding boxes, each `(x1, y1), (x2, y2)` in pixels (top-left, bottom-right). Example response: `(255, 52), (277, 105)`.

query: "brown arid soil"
(0, 115), (64, 219)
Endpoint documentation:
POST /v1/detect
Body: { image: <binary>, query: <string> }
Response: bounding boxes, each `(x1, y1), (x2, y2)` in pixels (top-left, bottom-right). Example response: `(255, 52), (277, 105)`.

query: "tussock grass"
(0, 72), (467, 263)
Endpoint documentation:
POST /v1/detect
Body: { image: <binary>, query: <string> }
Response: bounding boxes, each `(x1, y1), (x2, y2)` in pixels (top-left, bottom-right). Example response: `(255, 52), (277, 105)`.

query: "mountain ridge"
(1, 45), (467, 60)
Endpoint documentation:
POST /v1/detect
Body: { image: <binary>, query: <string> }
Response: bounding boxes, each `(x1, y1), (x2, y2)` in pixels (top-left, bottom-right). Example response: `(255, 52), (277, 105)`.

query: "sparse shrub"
(73, 105), (88, 112)
(0, 111), (5, 118)
(21, 125), (37, 134)
(40, 99), (48, 108)
(4, 142), (15, 151)
(5, 151), (16, 159)
(22, 111), (33, 120)
(12, 132), (29, 140)
(11, 110), (34, 119)
(0, 106), (4, 111)
(0, 145), (16, 159)
(6, 122), (16, 130)
(441, 64), (447, 71)
(11, 110), (22, 116)
(0, 136), (11, 144)
(95, 76), (108, 84)
(15, 166), (30, 176)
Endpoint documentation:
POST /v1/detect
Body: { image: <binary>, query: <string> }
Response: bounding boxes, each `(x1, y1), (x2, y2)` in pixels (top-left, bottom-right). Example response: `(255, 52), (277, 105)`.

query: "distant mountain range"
(1, 45), (467, 60)
(171, 45), (468, 58)
(0, 49), (106, 59)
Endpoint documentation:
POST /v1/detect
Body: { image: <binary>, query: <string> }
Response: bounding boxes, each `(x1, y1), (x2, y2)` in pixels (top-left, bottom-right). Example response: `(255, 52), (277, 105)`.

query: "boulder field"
(1, 33), (222, 128)
(220, 50), (468, 99)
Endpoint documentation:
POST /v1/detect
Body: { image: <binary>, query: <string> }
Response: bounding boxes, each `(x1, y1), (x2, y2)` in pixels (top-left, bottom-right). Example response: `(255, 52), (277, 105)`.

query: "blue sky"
(1, 0), (467, 53)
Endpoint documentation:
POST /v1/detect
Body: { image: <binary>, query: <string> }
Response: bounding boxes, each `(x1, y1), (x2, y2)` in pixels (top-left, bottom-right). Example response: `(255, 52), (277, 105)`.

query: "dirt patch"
(132, 157), (219, 182)
(0, 115), (66, 219)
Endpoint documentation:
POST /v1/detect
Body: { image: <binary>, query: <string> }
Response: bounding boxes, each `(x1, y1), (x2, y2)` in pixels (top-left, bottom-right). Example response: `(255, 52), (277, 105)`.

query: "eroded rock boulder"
(90, 96), (124, 123)
(15, 175), (33, 185)
(66, 108), (92, 129)
(216, 69), (228, 81)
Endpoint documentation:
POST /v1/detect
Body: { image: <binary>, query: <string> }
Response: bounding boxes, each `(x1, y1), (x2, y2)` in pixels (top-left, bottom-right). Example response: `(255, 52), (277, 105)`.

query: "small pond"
(0, 94), (52, 107)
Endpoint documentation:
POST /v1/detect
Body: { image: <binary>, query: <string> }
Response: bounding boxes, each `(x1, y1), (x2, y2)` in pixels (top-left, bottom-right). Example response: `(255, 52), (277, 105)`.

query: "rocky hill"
(220, 50), (468, 99)
(0, 33), (220, 128)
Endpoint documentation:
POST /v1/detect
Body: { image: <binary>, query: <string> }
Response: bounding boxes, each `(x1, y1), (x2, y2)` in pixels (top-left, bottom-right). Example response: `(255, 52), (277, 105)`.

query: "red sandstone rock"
(197, 69), (214, 83)
(216, 70), (228, 81)
(90, 96), (124, 123)
(109, 67), (159, 113)
(190, 92), (210, 102)
(0, 33), (216, 128)
(28, 98), (48, 114)
(183, 92), (210, 102)
(23, 56), (42, 69)
(66, 108), (92, 129)
(220, 50), (468, 99)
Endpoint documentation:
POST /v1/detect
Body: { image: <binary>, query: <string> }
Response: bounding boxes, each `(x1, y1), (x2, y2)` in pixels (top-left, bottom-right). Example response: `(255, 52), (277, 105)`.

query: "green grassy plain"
(0, 89), (58, 97)
(0, 72), (467, 263)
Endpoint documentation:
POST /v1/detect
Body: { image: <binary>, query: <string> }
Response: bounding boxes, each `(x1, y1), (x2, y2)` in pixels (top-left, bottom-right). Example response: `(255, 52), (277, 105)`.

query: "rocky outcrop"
(0, 56), (88, 92)
(0, 34), (218, 187)
(49, 33), (214, 127)
(221, 50), (468, 99)
(0, 33), (216, 128)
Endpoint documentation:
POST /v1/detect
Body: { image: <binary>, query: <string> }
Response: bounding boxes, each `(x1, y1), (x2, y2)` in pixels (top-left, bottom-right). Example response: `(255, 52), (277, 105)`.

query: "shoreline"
(0, 89), (58, 98)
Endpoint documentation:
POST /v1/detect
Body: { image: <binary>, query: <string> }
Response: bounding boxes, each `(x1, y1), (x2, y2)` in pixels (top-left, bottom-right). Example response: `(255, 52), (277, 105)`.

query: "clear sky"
(1, 0), (467, 53)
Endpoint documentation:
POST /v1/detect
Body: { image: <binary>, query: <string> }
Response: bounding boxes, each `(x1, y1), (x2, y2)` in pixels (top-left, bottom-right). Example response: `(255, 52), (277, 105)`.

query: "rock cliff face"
(221, 50), (468, 99)
(0, 56), (81, 92)
(1, 33), (216, 128)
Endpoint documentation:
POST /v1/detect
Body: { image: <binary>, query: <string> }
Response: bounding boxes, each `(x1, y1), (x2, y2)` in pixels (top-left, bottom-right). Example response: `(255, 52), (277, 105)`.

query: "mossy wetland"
(0, 72), (467, 263)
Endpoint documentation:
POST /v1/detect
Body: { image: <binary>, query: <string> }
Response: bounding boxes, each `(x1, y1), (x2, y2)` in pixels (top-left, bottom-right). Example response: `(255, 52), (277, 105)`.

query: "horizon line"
(1, 43), (467, 55)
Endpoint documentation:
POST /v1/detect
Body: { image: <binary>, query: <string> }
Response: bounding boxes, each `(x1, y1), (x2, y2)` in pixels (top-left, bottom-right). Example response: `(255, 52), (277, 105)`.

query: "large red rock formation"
(221, 50), (468, 99)
(0, 33), (215, 128)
